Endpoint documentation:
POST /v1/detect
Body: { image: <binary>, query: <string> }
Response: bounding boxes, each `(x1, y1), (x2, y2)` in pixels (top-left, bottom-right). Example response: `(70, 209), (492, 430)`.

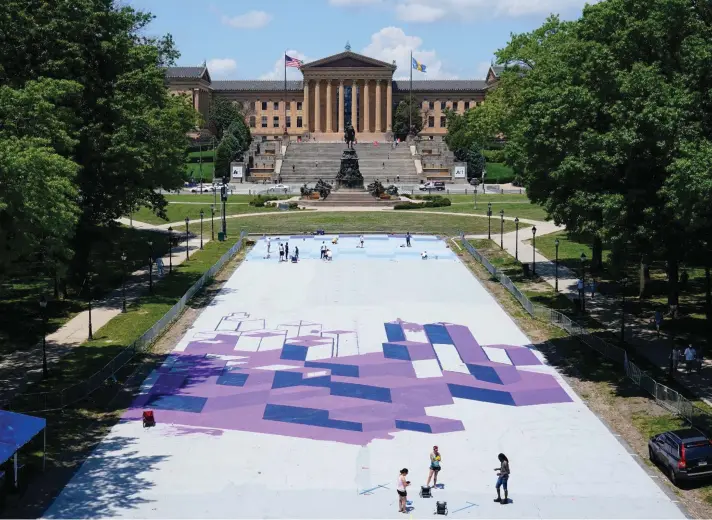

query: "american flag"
(285, 55), (303, 68)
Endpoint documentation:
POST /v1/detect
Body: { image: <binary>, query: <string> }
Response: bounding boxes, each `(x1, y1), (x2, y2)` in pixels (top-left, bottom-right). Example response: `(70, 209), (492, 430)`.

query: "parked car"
(649, 428), (712, 485)
(419, 181), (445, 191)
(268, 184), (290, 193)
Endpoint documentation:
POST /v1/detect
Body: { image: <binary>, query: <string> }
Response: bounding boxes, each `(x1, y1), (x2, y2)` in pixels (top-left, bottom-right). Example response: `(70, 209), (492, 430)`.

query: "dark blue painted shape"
(147, 394), (208, 413)
(424, 324), (453, 345)
(216, 372), (249, 387)
(395, 420), (433, 433)
(382, 343), (411, 360)
(263, 404), (363, 432)
(281, 343), (308, 361)
(447, 384), (516, 406)
(301, 375), (332, 388)
(272, 370), (304, 389)
(330, 382), (392, 402)
(384, 323), (406, 342)
(466, 364), (503, 385)
(305, 361), (359, 377)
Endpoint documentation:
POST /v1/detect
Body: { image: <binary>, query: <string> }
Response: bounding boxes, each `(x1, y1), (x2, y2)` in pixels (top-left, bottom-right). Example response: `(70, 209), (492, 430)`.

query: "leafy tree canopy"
(392, 99), (425, 141)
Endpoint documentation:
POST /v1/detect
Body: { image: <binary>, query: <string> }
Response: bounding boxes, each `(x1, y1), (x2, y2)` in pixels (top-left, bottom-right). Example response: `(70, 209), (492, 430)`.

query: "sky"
(127, 0), (597, 81)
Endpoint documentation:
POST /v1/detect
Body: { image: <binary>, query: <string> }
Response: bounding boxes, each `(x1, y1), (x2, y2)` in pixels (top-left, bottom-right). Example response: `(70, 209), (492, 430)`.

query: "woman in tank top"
(397, 468), (410, 513)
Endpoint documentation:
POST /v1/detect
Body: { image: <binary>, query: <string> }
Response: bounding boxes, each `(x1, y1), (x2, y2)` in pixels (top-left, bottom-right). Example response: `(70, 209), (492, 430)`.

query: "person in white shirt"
(266, 236), (271, 253)
(320, 242), (326, 260)
(684, 345), (697, 373)
(421, 251), (428, 260)
(325, 249), (333, 261)
(359, 235), (365, 248)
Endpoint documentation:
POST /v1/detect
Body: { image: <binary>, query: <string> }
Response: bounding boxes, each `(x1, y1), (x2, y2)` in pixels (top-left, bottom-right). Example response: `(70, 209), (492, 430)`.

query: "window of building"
(250, 101), (256, 111)
(428, 116), (434, 128)
(429, 101), (435, 110)
(297, 101), (303, 111)
(273, 116), (280, 128)
(464, 101), (470, 110)
(297, 116), (303, 128)
(261, 116), (267, 128)
(249, 116), (256, 128)
(261, 101), (268, 111)
(274, 101), (279, 111)
(286, 116), (291, 128)
(453, 102), (458, 111)
(440, 101), (446, 110)
(440, 116), (446, 128)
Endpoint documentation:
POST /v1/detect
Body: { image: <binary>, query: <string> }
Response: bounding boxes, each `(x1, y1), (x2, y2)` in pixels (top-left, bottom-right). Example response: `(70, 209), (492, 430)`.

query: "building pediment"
(301, 51), (397, 71)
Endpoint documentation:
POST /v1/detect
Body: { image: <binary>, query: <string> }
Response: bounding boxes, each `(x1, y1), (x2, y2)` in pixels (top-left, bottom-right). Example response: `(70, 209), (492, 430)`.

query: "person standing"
(426, 446), (441, 488)
(278, 243), (284, 262)
(295, 246), (299, 261)
(494, 453), (510, 504)
(359, 235), (365, 248)
(591, 278), (597, 298)
(266, 237), (271, 254)
(406, 232), (411, 248)
(320, 242), (326, 260)
(685, 344), (697, 373)
(671, 347), (680, 372)
(397, 468), (410, 513)
(285, 242), (289, 260)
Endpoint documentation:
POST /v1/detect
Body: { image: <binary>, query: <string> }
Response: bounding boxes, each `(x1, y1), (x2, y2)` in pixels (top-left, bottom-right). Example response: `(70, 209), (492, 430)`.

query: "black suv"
(649, 428), (712, 485)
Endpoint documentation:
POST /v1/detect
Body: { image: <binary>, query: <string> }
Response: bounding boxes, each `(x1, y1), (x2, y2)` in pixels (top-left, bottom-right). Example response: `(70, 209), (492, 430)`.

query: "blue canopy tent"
(0, 410), (46, 488)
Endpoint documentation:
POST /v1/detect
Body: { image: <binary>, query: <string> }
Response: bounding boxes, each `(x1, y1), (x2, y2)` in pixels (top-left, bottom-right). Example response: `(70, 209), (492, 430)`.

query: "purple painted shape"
(506, 348), (542, 366)
(403, 342), (438, 361)
(323, 330), (353, 335)
(402, 415), (466, 434)
(468, 362), (521, 385)
(513, 386), (572, 406)
(445, 324), (488, 363)
(243, 331), (285, 338)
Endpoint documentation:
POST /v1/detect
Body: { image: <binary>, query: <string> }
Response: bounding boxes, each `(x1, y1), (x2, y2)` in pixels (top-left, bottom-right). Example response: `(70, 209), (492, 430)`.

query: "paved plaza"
(45, 235), (683, 519)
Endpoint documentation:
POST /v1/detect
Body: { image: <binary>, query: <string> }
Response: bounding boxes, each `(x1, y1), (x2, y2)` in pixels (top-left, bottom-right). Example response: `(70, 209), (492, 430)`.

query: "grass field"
(173, 211), (525, 236)
(425, 201), (548, 221)
(186, 162), (215, 180)
(132, 201), (281, 225)
(530, 231), (606, 271)
(485, 162), (516, 184)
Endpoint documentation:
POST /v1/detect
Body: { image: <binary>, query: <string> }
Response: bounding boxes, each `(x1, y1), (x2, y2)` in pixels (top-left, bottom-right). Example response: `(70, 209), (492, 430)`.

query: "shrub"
(483, 149), (505, 163)
(394, 196), (451, 210)
(287, 201), (299, 210)
(249, 195), (281, 207)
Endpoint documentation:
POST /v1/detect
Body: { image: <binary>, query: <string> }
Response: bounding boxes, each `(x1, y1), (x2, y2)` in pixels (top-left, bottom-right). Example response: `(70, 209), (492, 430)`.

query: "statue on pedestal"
(344, 123), (356, 150)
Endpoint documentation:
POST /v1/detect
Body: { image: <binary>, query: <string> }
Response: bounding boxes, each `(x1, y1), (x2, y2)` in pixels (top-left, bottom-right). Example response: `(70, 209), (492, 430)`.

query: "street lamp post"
(168, 227), (173, 274)
(121, 251), (127, 312)
(200, 209), (204, 250)
(531, 226), (537, 276)
(211, 205), (215, 241)
(87, 272), (93, 340)
(39, 296), (48, 377)
(148, 240), (154, 293)
(221, 177), (228, 238)
(514, 217), (520, 261)
(580, 252), (587, 312)
(487, 202), (492, 240)
(620, 277), (628, 344)
(185, 217), (190, 261)
(554, 239), (560, 292)
(473, 184), (478, 210)
(499, 209), (504, 250)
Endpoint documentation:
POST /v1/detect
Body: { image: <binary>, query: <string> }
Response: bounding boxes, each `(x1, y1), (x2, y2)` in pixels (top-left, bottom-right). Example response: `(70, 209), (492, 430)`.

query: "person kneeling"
(421, 251), (428, 260)
(326, 249), (333, 261)
(291, 254), (298, 263)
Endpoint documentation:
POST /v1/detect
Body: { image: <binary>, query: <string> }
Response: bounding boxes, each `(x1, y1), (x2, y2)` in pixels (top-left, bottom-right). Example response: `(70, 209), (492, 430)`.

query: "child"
(494, 453), (510, 504)
(426, 446), (441, 488)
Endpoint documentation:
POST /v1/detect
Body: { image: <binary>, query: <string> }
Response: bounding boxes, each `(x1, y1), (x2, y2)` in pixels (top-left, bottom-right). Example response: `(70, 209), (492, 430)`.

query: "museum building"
(166, 49), (504, 141)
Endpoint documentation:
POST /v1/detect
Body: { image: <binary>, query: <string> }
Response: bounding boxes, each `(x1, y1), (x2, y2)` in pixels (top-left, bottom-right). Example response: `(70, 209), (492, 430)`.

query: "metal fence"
(459, 233), (712, 432)
(4, 232), (248, 414)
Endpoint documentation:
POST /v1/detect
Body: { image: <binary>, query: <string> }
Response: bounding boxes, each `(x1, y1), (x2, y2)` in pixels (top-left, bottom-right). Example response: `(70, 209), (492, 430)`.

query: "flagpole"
(409, 51), (413, 136)
(284, 50), (287, 138)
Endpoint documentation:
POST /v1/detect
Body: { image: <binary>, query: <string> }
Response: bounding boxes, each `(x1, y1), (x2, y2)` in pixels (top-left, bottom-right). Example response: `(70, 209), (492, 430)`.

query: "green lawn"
(186, 162), (215, 180)
(188, 149), (215, 159)
(174, 211), (526, 236)
(485, 162), (516, 184)
(426, 201), (548, 221)
(413, 193), (528, 203)
(529, 231), (609, 271)
(0, 225), (171, 358)
(132, 201), (280, 225)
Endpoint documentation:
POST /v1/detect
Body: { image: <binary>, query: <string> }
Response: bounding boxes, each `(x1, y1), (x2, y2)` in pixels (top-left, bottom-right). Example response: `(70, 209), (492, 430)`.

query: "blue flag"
(412, 57), (427, 73)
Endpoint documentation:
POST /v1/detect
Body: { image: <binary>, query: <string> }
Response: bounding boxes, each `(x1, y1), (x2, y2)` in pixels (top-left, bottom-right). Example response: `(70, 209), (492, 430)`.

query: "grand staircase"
(280, 142), (420, 185)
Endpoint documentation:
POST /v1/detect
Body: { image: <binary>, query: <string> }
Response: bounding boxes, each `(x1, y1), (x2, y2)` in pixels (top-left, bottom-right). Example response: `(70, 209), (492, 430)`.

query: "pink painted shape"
(445, 324), (488, 363)
(401, 415), (465, 434)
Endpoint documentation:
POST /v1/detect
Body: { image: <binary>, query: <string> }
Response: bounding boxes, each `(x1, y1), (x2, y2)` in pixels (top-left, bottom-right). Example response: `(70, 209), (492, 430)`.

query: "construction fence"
(4, 232), (248, 414)
(459, 233), (712, 433)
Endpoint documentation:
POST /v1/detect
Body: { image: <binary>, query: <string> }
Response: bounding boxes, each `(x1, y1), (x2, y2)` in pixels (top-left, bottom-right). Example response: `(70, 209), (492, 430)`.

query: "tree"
(508, 0), (712, 308)
(392, 99), (426, 141)
(226, 119), (251, 158)
(0, 0), (197, 278)
(210, 98), (245, 140)
(214, 134), (241, 179)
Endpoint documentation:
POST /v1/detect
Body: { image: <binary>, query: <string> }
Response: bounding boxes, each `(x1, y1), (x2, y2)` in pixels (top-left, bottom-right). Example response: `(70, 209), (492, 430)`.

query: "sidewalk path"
(486, 229), (712, 406)
(0, 223), (211, 405)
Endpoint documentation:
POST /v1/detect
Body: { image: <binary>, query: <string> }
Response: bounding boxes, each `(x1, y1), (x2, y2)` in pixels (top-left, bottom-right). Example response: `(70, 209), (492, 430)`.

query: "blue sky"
(128, 0), (595, 80)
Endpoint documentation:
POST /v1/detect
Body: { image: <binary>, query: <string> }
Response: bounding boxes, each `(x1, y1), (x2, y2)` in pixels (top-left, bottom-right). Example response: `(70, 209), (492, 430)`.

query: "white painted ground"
(45, 237), (684, 519)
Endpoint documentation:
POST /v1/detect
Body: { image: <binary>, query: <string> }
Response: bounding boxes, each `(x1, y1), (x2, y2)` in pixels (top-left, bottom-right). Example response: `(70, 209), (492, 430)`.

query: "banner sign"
(453, 165), (467, 178)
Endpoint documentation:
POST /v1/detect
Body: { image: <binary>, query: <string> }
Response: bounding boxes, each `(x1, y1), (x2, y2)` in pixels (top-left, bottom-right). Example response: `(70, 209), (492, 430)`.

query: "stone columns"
(338, 80), (345, 134)
(375, 80), (382, 133)
(386, 80), (393, 132)
(315, 79), (321, 133)
(364, 80), (370, 133)
(303, 80), (310, 132)
(290, 100), (297, 130)
(351, 80), (358, 132)
(326, 80), (333, 133)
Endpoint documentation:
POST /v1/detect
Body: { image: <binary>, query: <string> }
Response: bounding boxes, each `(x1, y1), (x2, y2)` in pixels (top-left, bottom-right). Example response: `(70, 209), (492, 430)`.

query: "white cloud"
(221, 10), (272, 29)
(259, 50), (310, 80)
(207, 58), (237, 78)
(395, 3), (445, 22)
(394, 0), (597, 22)
(361, 27), (458, 80)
